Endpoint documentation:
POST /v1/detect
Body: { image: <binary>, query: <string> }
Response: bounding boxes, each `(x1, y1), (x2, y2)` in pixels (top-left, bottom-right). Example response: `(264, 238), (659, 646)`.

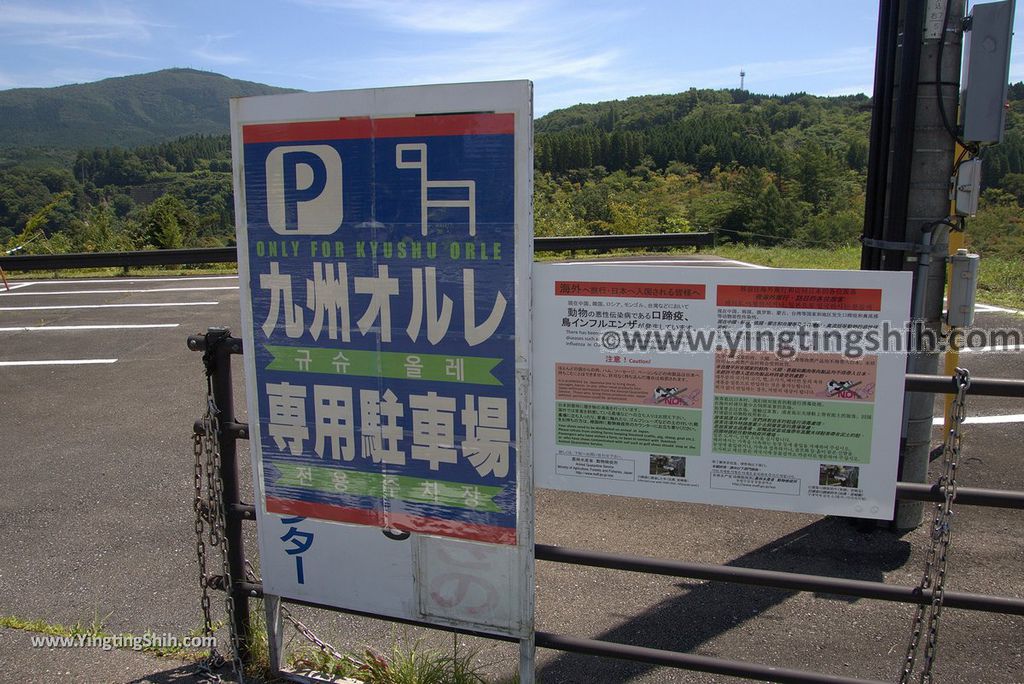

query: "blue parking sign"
(239, 109), (520, 545)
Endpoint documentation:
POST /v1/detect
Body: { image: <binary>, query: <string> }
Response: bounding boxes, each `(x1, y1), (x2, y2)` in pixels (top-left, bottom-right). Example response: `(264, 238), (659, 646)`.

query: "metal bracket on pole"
(860, 237), (943, 254)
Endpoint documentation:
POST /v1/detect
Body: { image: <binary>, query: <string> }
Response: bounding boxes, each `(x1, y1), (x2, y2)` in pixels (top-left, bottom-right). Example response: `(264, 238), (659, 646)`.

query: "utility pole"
(891, 0), (965, 529)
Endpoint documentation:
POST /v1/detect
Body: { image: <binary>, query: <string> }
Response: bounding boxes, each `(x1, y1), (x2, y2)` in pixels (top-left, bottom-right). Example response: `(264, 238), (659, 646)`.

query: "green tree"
(140, 195), (199, 249)
(967, 189), (1024, 258)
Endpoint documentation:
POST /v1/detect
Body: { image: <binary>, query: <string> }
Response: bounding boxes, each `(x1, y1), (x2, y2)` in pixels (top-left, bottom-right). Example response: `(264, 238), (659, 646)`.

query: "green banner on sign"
(266, 345), (502, 385)
(273, 461), (504, 513)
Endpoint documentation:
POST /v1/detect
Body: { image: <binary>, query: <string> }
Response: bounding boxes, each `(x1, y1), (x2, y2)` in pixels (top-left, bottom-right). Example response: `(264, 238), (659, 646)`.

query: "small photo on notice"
(819, 464), (860, 488)
(650, 454), (686, 478)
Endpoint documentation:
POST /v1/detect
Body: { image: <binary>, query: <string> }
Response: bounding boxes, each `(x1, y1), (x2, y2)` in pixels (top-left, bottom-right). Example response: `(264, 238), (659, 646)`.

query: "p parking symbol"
(265, 145), (343, 235)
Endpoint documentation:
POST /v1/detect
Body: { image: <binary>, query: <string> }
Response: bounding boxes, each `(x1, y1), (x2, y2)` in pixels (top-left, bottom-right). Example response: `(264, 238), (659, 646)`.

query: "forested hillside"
(533, 86), (1024, 256)
(0, 69), (296, 149)
(2, 85), (1023, 259)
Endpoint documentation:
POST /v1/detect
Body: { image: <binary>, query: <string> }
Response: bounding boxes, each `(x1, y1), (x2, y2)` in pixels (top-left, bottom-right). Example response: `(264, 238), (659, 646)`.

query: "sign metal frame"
(230, 81), (534, 680)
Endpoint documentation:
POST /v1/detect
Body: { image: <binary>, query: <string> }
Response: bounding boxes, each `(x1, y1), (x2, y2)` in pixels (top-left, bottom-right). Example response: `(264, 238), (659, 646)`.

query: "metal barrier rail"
(0, 232), (714, 272)
(905, 373), (1024, 398)
(533, 544), (1024, 615)
(533, 632), (888, 684)
(189, 329), (1024, 684)
(534, 231), (714, 252)
(0, 247), (237, 271)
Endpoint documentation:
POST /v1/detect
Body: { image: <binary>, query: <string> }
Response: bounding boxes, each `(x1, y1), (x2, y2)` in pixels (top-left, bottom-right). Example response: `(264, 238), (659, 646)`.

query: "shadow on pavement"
(537, 517), (912, 682)
(127, 662), (238, 684)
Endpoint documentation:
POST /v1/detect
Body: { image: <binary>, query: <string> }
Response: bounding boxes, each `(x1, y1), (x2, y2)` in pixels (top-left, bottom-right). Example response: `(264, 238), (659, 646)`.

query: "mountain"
(0, 68), (298, 149)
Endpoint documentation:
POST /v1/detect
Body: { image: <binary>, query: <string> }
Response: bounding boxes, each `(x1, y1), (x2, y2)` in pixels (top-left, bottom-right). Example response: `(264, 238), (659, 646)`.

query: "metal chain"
(900, 367), (970, 684)
(193, 428), (224, 682)
(280, 606), (354, 665)
(194, 370), (244, 683)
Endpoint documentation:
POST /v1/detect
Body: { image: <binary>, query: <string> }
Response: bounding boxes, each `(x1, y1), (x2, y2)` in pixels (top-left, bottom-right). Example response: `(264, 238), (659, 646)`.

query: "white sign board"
(231, 81), (533, 637)
(533, 263), (911, 520)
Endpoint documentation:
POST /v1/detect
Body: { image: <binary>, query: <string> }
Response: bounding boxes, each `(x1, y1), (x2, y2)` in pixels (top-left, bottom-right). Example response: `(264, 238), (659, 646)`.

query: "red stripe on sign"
(555, 281), (706, 300)
(243, 113), (514, 144)
(265, 496), (517, 545)
(717, 285), (882, 311)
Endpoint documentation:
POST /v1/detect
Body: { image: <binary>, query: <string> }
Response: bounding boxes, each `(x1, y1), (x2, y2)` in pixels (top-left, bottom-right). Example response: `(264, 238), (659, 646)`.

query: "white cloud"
(0, 3), (157, 48)
(17, 30), (151, 59)
(287, 32), (623, 117)
(1, 5), (145, 28)
(281, 0), (872, 116)
(192, 34), (249, 66)
(366, 36), (619, 84)
(294, 0), (541, 33)
(284, 2), (631, 115)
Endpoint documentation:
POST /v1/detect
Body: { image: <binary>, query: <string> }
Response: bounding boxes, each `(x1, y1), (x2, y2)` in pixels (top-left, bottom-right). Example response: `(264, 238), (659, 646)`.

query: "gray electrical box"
(960, 0), (1015, 143)
(955, 158), (983, 216)
(947, 249), (980, 328)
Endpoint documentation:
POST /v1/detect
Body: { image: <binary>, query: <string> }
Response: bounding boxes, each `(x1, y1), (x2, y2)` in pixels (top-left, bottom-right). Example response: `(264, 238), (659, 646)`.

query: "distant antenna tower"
(740, 69), (746, 91)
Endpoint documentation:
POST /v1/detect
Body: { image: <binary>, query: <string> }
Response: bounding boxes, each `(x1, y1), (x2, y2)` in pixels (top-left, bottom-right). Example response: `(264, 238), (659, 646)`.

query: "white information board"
(533, 263), (911, 520)
(231, 81), (533, 638)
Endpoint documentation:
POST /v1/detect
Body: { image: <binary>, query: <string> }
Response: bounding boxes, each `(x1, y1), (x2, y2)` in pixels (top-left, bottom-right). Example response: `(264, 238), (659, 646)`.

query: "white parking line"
(975, 303), (1024, 314)
(719, 259), (770, 269)
(933, 414), (1024, 425)
(958, 345), (1024, 353)
(3, 283), (34, 291)
(0, 286), (238, 296)
(0, 359), (118, 367)
(0, 301), (219, 311)
(0, 324), (181, 332)
(582, 259), (760, 267)
(17, 275), (237, 286)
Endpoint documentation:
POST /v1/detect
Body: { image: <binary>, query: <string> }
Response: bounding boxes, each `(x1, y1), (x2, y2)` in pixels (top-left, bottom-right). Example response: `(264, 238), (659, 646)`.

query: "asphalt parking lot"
(0, 262), (1021, 683)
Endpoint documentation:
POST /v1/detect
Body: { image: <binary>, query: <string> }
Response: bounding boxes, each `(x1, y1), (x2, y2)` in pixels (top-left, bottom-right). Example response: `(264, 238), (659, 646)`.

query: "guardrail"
(0, 232), (714, 273)
(0, 246), (237, 272)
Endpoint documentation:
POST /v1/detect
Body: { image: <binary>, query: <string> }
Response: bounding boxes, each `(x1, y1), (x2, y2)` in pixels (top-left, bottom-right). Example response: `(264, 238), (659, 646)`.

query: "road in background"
(0, 264), (1021, 683)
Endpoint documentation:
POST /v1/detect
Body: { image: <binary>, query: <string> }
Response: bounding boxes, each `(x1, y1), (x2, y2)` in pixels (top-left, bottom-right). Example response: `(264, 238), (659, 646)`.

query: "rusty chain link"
(900, 367), (970, 684)
(194, 370), (244, 683)
(280, 605), (354, 666)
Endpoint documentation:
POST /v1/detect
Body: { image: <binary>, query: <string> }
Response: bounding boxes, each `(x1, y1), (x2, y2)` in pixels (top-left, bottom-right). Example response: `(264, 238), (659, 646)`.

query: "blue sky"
(1, 1), (1021, 115)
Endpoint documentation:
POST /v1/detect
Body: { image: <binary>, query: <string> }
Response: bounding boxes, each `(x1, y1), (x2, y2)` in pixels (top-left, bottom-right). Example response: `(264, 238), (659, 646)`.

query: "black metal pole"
(207, 328), (251, 662)
(862, 0), (900, 270)
(534, 632), (888, 684)
(904, 372), (1024, 397)
(881, 0), (926, 271)
(535, 544), (1024, 615)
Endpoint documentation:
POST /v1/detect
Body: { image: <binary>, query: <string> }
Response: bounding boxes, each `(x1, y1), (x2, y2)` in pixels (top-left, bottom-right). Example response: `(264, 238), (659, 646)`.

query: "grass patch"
(712, 243), (861, 270)
(0, 613), (210, 660)
(352, 642), (488, 684)
(241, 604), (492, 683)
(0, 613), (107, 639)
(975, 257), (1024, 311)
(287, 641), (489, 684)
